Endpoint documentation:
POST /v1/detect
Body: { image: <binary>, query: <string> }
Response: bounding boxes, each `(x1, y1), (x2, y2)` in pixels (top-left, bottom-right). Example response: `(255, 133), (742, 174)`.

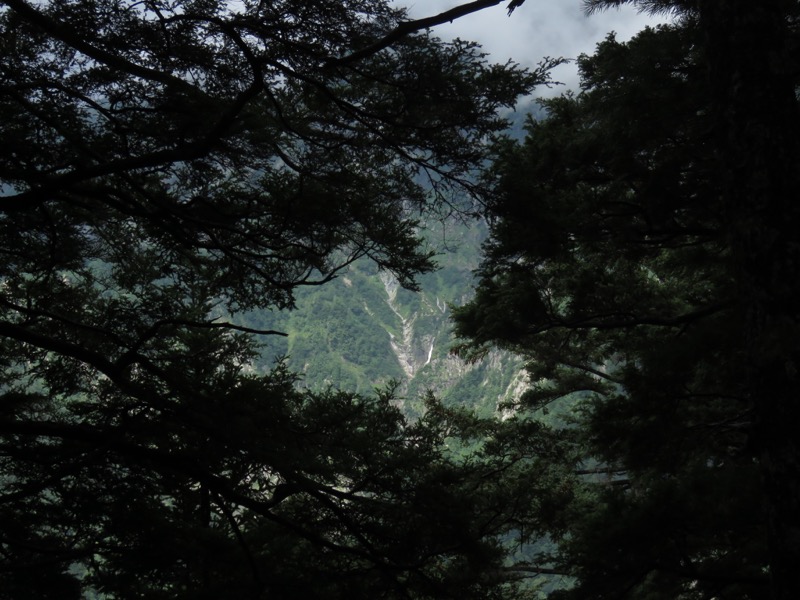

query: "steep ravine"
(380, 271), (418, 378)
(377, 271), (526, 414)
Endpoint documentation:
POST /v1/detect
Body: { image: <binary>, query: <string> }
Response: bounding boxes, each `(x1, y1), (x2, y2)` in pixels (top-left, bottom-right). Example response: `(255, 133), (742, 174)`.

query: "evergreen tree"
(579, 7), (800, 598)
(0, 0), (550, 596)
(455, 16), (798, 598)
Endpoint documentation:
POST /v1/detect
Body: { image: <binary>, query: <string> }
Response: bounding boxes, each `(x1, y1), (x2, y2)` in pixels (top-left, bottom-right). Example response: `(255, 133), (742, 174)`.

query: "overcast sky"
(393, 1), (670, 95)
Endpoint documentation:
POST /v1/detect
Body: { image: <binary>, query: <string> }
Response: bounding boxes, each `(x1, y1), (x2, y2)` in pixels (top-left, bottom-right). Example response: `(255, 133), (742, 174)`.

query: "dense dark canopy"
(0, 0), (551, 597)
(455, 2), (800, 599)
(5, 0), (800, 598)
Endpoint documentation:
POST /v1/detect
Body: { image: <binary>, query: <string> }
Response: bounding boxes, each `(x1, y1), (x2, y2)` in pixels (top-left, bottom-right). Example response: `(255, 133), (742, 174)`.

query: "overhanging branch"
(326, 0), (524, 67)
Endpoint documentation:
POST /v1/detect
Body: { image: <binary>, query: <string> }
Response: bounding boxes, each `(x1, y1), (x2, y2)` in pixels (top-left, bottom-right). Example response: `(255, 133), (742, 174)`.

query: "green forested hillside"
(243, 217), (526, 417)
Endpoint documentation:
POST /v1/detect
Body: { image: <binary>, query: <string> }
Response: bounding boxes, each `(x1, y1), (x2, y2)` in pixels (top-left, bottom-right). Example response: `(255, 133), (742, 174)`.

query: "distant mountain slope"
(243, 216), (526, 416)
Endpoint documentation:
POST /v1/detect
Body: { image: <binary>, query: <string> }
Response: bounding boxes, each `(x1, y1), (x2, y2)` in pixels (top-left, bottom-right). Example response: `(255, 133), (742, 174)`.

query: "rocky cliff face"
(375, 269), (524, 414)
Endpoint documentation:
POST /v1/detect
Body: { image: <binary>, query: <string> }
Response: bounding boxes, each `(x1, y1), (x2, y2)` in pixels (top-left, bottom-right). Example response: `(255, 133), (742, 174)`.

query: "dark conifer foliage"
(0, 0), (548, 597)
(454, 15), (800, 598)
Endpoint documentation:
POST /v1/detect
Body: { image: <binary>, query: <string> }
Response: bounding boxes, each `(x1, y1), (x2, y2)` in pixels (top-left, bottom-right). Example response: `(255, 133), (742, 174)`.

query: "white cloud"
(393, 1), (671, 94)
